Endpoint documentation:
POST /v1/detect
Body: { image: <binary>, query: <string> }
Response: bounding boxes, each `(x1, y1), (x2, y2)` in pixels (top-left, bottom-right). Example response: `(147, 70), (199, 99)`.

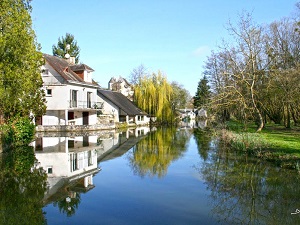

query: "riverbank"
(219, 121), (300, 170)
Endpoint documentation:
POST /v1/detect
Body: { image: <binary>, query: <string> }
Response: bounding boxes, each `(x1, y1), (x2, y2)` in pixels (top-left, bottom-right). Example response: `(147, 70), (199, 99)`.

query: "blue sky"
(31, 0), (298, 95)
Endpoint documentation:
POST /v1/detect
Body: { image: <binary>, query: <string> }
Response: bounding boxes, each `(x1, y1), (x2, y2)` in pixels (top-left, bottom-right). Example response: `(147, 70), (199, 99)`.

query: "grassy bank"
(220, 120), (300, 170)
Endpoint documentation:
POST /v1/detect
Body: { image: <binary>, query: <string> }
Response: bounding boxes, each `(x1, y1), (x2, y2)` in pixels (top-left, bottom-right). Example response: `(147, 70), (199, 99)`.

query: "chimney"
(66, 56), (76, 64)
(69, 57), (76, 64)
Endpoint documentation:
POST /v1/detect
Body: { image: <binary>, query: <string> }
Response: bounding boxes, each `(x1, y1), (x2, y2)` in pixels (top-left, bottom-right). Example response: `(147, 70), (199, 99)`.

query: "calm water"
(1, 126), (300, 225)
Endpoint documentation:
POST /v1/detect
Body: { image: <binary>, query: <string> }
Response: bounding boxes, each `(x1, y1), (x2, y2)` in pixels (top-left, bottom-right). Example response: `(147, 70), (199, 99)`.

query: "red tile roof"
(43, 54), (95, 84)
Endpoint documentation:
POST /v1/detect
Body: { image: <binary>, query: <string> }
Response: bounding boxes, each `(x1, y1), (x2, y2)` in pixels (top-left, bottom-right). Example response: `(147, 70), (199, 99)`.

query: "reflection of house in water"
(31, 135), (101, 203)
(31, 127), (151, 204)
(97, 127), (150, 162)
(178, 120), (207, 130)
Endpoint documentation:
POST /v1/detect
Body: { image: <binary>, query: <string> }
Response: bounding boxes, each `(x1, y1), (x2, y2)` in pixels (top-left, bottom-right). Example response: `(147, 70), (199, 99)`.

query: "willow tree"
(134, 71), (174, 123)
(0, 0), (46, 122)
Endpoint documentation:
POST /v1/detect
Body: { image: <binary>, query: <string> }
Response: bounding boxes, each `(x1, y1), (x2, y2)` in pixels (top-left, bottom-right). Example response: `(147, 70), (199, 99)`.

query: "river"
(0, 125), (299, 225)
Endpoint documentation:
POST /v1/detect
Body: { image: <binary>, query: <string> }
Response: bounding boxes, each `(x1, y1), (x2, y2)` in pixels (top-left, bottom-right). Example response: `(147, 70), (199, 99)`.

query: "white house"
(178, 109), (196, 120)
(97, 89), (150, 126)
(37, 54), (102, 131)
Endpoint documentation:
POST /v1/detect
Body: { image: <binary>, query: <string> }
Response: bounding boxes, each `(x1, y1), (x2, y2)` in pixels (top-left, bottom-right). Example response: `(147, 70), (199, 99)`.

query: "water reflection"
(31, 127), (151, 217)
(198, 141), (300, 225)
(178, 119), (207, 130)
(0, 146), (48, 225)
(193, 127), (212, 161)
(128, 127), (192, 178)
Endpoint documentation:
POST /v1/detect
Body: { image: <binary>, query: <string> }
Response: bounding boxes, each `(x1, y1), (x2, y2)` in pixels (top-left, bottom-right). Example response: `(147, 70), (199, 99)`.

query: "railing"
(68, 101), (104, 109)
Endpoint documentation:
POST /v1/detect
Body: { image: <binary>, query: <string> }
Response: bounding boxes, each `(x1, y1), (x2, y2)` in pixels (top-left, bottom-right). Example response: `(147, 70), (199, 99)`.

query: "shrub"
(219, 129), (269, 154)
(1, 116), (35, 148)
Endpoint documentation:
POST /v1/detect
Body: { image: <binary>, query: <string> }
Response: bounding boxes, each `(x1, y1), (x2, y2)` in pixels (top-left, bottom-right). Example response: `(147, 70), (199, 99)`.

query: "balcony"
(69, 101), (103, 109)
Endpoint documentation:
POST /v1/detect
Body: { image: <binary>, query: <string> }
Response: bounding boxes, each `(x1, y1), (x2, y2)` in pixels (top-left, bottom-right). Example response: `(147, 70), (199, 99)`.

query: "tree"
(0, 0), (46, 122)
(193, 75), (211, 109)
(134, 71), (174, 123)
(204, 13), (267, 131)
(128, 64), (148, 85)
(170, 81), (190, 109)
(52, 33), (80, 63)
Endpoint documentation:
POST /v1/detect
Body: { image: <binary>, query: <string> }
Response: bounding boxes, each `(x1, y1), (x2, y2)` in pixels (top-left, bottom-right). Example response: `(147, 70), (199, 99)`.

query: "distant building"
(108, 76), (134, 101)
(178, 109), (196, 120)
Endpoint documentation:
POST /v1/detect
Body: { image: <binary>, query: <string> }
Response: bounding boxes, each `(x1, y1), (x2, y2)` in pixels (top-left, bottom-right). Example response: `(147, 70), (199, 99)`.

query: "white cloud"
(192, 46), (210, 57)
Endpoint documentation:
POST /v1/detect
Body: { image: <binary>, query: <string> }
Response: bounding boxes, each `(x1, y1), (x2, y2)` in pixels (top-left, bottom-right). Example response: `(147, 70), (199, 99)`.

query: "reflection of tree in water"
(199, 144), (300, 225)
(128, 127), (191, 178)
(53, 191), (81, 217)
(193, 128), (212, 161)
(0, 146), (48, 225)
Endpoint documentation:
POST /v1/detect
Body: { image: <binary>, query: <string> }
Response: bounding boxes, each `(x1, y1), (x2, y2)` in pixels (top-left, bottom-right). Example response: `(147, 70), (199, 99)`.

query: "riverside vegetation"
(218, 120), (300, 170)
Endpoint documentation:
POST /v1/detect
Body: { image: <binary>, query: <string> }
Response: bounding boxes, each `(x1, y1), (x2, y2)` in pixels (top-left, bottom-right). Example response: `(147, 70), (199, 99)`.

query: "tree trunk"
(250, 81), (264, 132)
(286, 104), (291, 129)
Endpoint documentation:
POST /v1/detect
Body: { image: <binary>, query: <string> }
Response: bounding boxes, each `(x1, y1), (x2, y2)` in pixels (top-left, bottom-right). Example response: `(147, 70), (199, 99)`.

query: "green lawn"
(260, 125), (300, 157)
(225, 120), (300, 157)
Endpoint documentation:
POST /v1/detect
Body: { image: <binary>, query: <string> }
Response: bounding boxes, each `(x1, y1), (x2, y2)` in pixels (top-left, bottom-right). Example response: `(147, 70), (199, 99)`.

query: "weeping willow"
(134, 71), (174, 123)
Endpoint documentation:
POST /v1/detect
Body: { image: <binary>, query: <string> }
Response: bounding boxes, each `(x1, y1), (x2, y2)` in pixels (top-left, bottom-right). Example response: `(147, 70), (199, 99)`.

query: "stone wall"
(36, 123), (115, 132)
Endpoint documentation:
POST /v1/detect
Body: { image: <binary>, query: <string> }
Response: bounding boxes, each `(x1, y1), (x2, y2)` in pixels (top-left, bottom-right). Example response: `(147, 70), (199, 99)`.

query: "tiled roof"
(97, 89), (147, 116)
(69, 64), (94, 72)
(43, 54), (94, 84)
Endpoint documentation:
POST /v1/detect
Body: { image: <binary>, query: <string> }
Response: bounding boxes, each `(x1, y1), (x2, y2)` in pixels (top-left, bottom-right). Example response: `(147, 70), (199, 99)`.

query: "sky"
(31, 0), (298, 95)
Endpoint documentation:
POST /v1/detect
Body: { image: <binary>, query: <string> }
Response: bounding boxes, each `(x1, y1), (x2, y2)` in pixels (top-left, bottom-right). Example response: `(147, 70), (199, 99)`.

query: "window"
(88, 150), (93, 166)
(83, 136), (89, 147)
(87, 92), (92, 108)
(70, 90), (77, 107)
(70, 153), (78, 172)
(46, 89), (52, 96)
(68, 139), (75, 148)
(47, 167), (53, 174)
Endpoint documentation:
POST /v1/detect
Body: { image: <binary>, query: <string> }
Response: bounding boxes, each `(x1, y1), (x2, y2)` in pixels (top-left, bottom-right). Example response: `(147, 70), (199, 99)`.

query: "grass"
(260, 125), (300, 157)
(222, 120), (300, 170)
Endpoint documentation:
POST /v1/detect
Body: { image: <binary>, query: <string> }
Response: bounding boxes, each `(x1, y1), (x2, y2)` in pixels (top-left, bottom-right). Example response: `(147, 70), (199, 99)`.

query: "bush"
(219, 129), (269, 154)
(1, 116), (35, 148)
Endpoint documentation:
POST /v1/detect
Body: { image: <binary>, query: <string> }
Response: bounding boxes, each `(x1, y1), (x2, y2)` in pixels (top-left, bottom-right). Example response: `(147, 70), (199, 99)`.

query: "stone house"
(108, 76), (134, 101)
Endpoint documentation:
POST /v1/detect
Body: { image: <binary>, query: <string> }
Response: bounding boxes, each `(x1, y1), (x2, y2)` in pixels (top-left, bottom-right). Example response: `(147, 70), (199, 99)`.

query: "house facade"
(37, 54), (102, 131)
(178, 109), (196, 120)
(97, 89), (150, 126)
(108, 76), (134, 101)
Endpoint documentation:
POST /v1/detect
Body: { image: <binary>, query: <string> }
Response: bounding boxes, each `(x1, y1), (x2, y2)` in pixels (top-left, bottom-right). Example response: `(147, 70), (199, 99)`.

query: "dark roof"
(97, 89), (147, 116)
(69, 64), (94, 72)
(43, 54), (94, 84)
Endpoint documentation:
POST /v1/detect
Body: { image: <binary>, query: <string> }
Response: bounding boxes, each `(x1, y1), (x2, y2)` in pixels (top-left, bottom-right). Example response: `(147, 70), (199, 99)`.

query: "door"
(82, 112), (89, 125)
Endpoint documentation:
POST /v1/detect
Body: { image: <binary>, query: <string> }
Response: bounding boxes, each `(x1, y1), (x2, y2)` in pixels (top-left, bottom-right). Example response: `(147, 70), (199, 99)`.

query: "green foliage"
(2, 116), (35, 147)
(193, 75), (210, 109)
(52, 33), (80, 63)
(171, 81), (190, 109)
(0, 0), (46, 121)
(134, 71), (174, 123)
(0, 146), (48, 225)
